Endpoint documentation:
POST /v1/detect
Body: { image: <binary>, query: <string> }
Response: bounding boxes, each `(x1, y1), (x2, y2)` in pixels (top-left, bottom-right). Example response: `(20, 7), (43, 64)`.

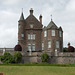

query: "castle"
(0, 8), (75, 64)
(18, 8), (63, 53)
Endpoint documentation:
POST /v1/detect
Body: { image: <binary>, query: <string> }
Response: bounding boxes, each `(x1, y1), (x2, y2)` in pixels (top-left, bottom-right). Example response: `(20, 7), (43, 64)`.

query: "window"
(28, 44), (31, 51)
(56, 41), (59, 48)
(48, 41), (51, 48)
(33, 34), (35, 40)
(32, 44), (35, 51)
(30, 24), (33, 28)
(21, 33), (24, 37)
(44, 30), (47, 37)
(59, 31), (62, 37)
(31, 34), (33, 40)
(28, 34), (35, 40)
(52, 30), (55, 36)
(28, 34), (31, 39)
(42, 43), (44, 50)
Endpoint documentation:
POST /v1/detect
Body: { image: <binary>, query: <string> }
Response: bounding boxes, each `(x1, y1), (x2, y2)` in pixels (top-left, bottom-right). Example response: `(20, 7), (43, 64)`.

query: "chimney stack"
(30, 8), (33, 15)
(39, 14), (42, 24)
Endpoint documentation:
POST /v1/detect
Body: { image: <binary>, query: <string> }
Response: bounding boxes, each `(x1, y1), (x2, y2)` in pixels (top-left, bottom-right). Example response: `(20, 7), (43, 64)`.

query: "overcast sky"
(0, 0), (75, 48)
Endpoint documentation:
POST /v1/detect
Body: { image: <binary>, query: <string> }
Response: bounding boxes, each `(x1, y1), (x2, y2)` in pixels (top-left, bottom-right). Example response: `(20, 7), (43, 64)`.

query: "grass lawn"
(0, 65), (75, 75)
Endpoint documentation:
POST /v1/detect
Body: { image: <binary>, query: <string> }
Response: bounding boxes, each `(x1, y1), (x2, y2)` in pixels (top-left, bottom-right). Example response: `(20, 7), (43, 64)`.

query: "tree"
(41, 52), (49, 63)
(13, 51), (22, 63)
(1, 52), (14, 64)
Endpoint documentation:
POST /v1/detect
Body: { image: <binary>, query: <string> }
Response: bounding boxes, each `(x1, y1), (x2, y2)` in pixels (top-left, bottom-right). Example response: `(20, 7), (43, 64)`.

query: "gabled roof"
(25, 14), (43, 26)
(19, 12), (24, 20)
(47, 20), (58, 29)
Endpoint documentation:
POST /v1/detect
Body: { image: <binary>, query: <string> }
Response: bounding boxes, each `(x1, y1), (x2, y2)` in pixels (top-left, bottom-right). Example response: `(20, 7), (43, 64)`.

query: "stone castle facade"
(18, 8), (63, 53)
(1, 8), (75, 64)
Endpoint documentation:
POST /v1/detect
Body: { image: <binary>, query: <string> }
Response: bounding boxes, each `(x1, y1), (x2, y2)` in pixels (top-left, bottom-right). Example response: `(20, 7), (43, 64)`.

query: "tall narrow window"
(56, 41), (59, 48)
(33, 34), (35, 40)
(42, 43), (44, 50)
(59, 31), (62, 37)
(31, 34), (33, 40)
(32, 44), (35, 51)
(52, 30), (55, 36)
(44, 30), (47, 37)
(48, 41), (51, 48)
(28, 44), (31, 51)
(21, 33), (24, 37)
(28, 34), (31, 39)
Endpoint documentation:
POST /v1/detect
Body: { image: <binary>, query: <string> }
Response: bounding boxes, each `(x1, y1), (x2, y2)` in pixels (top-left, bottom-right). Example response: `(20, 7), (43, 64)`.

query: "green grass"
(0, 65), (75, 75)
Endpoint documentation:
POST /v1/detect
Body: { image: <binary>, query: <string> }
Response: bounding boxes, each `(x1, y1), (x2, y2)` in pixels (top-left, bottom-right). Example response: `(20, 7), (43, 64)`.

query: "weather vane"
(51, 14), (52, 21)
(22, 8), (23, 12)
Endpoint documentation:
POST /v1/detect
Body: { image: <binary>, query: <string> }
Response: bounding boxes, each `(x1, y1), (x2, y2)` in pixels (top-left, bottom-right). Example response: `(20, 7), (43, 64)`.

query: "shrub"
(41, 52), (49, 63)
(13, 51), (22, 63)
(14, 44), (22, 51)
(1, 52), (14, 64)
(63, 47), (68, 52)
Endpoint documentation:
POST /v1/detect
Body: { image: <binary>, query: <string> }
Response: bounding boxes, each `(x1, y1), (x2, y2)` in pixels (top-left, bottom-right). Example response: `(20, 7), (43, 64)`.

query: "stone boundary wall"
(0, 49), (75, 64)
(22, 52), (75, 64)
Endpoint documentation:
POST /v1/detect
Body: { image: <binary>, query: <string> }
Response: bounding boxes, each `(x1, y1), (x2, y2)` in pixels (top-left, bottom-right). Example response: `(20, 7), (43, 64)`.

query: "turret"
(18, 11), (25, 42)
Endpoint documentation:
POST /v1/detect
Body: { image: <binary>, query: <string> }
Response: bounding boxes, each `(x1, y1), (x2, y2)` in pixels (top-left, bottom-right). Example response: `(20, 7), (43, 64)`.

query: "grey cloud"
(0, 0), (75, 48)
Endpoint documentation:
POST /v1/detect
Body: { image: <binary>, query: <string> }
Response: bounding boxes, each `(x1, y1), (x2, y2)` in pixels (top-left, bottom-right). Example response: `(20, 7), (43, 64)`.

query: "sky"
(0, 0), (75, 48)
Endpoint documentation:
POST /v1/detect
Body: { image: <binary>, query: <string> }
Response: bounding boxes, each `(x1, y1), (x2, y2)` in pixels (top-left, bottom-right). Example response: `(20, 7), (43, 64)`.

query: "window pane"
(56, 41), (59, 48)
(44, 30), (47, 37)
(32, 44), (35, 51)
(48, 41), (51, 48)
(28, 34), (31, 39)
(28, 44), (31, 51)
(31, 34), (33, 40)
(42, 43), (44, 50)
(33, 34), (35, 40)
(21, 33), (24, 37)
(52, 30), (55, 36)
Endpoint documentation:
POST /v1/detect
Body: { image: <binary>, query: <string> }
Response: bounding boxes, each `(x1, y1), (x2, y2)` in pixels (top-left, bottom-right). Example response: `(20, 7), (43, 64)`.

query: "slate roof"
(47, 20), (58, 29)
(19, 12), (24, 20)
(25, 14), (43, 26)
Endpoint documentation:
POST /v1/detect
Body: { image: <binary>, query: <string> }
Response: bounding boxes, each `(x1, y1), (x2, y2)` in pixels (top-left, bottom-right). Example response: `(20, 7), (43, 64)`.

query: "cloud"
(2, 0), (22, 5)
(66, 0), (75, 12)
(0, 0), (75, 48)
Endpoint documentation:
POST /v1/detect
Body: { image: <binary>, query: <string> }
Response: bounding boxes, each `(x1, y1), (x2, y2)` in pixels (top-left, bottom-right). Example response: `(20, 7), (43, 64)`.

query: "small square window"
(30, 24), (33, 28)
(21, 33), (24, 37)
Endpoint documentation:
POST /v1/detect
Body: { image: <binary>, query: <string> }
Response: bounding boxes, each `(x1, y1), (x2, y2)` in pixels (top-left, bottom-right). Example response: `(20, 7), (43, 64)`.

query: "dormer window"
(30, 24), (33, 28)
(44, 30), (47, 37)
(52, 30), (55, 36)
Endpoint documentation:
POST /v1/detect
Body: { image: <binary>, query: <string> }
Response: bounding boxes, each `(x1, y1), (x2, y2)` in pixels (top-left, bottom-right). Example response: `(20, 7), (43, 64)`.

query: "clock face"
(30, 24), (33, 28)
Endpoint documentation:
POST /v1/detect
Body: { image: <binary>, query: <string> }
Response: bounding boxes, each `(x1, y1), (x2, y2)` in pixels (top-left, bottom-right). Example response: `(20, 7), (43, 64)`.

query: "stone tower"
(18, 8), (43, 54)
(42, 19), (63, 52)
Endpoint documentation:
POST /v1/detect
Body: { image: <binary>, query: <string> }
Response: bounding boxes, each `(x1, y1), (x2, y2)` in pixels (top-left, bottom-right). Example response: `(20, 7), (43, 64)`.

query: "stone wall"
(22, 52), (75, 64)
(0, 50), (75, 64)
